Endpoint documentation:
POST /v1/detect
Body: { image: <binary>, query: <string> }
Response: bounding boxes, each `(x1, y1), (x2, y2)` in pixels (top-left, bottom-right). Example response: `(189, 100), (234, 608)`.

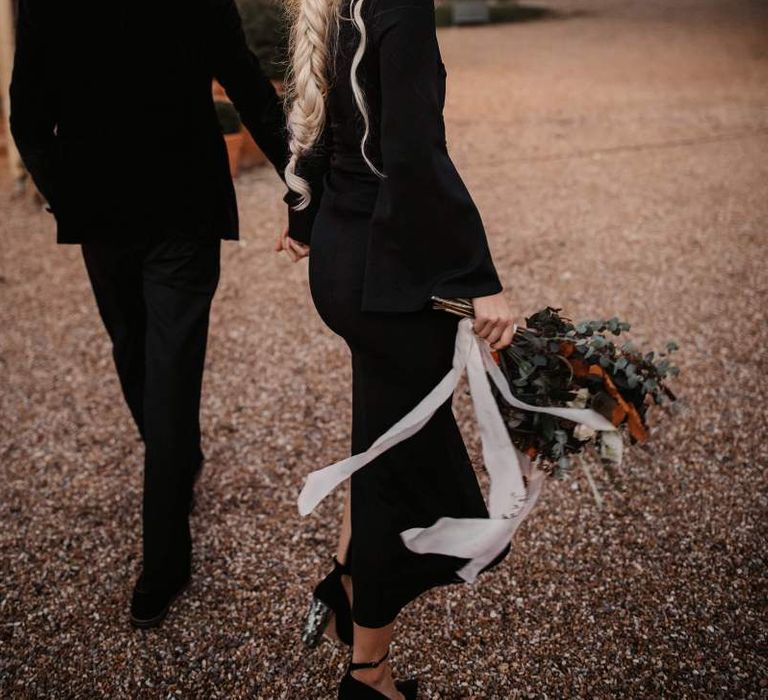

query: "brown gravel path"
(1, 0), (767, 697)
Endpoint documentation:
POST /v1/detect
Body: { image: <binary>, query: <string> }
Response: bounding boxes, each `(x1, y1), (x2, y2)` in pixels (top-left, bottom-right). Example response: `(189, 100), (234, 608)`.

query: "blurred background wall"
(0, 0), (22, 187)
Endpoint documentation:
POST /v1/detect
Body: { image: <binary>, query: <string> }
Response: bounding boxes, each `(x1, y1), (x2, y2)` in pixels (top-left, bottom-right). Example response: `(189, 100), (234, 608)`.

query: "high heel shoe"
(303, 557), (353, 647)
(338, 651), (419, 699)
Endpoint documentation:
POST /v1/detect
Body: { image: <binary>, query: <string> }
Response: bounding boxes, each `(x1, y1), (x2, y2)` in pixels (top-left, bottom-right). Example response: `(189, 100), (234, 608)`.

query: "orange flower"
(567, 358), (648, 442)
(568, 358), (590, 377)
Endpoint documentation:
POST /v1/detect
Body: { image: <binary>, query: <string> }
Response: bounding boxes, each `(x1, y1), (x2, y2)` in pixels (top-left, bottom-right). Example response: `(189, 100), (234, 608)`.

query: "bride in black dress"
(277, 0), (516, 696)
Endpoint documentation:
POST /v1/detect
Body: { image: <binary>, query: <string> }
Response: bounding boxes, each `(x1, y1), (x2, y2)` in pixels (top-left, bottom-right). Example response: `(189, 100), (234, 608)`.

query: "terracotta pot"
(239, 132), (268, 169)
(224, 131), (244, 178)
(214, 79), (287, 172)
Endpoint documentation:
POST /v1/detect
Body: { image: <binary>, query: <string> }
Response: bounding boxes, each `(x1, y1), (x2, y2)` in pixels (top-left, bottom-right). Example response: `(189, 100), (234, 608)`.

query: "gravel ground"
(1, 0), (767, 697)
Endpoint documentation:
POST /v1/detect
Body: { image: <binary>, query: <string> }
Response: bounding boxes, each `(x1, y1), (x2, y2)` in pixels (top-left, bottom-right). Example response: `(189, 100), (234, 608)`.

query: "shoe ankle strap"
(349, 650), (389, 672)
(333, 556), (351, 576)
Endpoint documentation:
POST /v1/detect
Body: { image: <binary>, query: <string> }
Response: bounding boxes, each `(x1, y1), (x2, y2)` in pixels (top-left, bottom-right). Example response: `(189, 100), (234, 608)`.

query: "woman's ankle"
(341, 573), (353, 605)
(351, 663), (385, 680)
(351, 662), (393, 691)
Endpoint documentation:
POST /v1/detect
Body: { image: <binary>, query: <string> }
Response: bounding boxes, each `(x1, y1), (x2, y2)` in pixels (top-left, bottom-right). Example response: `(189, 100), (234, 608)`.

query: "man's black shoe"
(130, 574), (190, 629)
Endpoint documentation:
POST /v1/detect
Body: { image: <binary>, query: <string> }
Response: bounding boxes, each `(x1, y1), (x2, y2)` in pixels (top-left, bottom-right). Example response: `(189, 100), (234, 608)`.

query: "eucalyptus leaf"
(541, 415), (555, 440)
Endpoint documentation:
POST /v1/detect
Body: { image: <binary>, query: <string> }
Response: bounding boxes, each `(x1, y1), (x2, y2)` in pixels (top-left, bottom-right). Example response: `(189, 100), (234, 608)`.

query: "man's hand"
(275, 227), (309, 262)
(472, 293), (516, 350)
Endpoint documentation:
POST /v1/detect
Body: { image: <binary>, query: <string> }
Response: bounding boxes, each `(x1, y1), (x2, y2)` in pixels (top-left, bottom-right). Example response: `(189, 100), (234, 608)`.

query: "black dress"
(288, 0), (505, 628)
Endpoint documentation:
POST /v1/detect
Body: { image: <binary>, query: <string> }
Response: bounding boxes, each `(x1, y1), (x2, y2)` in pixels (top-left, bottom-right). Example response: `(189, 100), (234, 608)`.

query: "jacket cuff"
(431, 278), (503, 302)
(284, 190), (319, 246)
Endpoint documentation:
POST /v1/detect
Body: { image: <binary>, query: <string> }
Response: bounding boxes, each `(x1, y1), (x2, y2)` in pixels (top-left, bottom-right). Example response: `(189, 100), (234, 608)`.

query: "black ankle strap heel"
(335, 556), (351, 576)
(348, 651), (390, 673)
(338, 650), (419, 699)
(303, 556), (353, 648)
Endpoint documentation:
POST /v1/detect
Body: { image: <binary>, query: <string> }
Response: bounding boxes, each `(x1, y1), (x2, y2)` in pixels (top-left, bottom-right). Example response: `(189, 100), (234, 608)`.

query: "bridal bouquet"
(432, 298), (679, 479)
(298, 299), (679, 578)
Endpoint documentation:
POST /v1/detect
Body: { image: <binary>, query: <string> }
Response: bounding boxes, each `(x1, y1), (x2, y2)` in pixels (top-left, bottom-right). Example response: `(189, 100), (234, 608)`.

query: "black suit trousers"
(82, 238), (221, 588)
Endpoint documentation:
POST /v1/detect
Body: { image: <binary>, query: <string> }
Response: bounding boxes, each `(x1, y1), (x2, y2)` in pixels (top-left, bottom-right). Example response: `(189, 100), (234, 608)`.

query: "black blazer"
(287, 0), (502, 313)
(10, 0), (289, 244)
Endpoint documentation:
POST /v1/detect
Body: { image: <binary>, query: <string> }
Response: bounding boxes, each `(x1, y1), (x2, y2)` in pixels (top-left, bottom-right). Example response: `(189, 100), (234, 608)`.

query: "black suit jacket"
(10, 0), (289, 244)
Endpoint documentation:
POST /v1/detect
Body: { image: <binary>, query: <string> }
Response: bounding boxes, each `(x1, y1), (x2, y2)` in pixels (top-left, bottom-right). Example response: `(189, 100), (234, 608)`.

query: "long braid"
(286, 0), (383, 211)
(285, 0), (339, 210)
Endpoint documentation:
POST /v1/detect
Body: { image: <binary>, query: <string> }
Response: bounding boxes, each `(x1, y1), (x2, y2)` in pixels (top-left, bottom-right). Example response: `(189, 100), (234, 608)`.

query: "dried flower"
(432, 300), (679, 478)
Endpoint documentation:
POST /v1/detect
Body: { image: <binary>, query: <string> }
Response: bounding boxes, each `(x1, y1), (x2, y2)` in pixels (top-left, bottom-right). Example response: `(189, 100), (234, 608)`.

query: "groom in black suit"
(10, 0), (294, 627)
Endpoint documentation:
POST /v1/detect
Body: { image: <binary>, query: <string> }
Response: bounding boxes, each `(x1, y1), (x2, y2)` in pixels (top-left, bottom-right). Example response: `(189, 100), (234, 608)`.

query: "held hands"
(472, 293), (517, 350)
(275, 226), (310, 262)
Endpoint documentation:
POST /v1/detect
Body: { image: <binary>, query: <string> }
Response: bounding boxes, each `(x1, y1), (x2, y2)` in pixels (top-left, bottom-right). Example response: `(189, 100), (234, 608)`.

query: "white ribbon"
(298, 318), (617, 583)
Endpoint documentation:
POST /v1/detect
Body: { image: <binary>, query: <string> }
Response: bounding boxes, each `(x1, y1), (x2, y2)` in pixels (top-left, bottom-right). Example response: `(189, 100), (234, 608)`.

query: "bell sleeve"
(361, 0), (502, 313)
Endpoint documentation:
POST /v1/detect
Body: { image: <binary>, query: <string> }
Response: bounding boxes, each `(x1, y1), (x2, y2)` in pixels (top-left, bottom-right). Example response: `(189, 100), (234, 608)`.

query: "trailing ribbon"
(297, 319), (617, 583)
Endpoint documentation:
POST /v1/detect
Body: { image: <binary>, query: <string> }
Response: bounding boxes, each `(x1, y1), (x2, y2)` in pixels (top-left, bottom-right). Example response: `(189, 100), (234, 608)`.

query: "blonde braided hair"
(285, 0), (382, 211)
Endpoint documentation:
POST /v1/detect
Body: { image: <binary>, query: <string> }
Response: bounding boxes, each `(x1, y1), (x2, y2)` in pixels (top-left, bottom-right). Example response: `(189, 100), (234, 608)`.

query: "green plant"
(215, 101), (242, 135)
(236, 0), (289, 81)
(435, 3), (454, 26)
(488, 3), (552, 24)
(433, 2), (553, 27)
(432, 300), (680, 479)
